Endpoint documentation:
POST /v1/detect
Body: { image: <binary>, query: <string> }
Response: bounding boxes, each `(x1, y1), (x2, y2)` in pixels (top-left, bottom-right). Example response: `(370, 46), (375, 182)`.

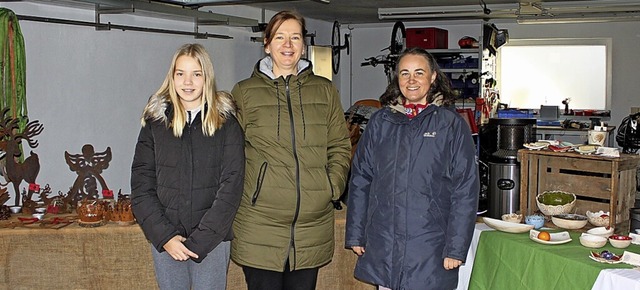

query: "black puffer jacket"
(131, 101), (245, 263)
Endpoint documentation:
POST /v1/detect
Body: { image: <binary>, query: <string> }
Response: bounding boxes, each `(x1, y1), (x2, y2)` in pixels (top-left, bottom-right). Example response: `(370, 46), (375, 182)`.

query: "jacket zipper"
(285, 77), (301, 270)
(251, 162), (268, 205)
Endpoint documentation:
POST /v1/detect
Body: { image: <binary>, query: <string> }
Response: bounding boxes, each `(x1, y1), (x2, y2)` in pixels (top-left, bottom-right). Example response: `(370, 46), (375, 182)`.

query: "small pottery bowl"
(586, 226), (614, 238)
(586, 210), (610, 227)
(34, 207), (46, 214)
(609, 235), (632, 249)
(551, 214), (588, 230)
(579, 234), (608, 248)
(525, 215), (545, 229)
(9, 206), (22, 214)
(32, 213), (45, 220)
(501, 213), (523, 223)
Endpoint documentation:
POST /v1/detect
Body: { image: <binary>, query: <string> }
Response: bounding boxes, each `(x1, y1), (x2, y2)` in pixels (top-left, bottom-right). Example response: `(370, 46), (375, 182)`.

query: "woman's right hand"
(163, 235), (199, 261)
(351, 246), (365, 256)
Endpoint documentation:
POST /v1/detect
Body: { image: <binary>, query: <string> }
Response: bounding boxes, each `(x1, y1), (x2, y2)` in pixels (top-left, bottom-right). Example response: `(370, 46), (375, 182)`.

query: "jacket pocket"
(251, 162), (268, 206)
(429, 199), (447, 233)
(325, 166), (335, 201)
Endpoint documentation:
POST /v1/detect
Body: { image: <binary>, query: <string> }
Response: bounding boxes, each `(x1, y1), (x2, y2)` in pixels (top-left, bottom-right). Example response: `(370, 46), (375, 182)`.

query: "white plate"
(483, 217), (534, 233)
(524, 142), (548, 150)
(575, 145), (599, 154)
(529, 229), (572, 245)
(575, 148), (596, 154)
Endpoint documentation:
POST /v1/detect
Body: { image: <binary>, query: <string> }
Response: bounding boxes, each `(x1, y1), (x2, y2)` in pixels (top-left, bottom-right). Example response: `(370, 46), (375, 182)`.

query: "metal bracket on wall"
(14, 0), (259, 39)
(95, 3), (134, 31)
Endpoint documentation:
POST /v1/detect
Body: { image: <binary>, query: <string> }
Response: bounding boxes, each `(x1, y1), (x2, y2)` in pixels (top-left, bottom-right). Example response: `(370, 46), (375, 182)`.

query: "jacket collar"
(254, 56), (313, 83)
(388, 93), (444, 115)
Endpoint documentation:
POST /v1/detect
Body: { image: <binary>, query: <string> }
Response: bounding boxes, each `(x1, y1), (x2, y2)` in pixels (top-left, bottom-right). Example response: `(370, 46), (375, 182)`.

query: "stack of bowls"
(587, 226), (614, 238)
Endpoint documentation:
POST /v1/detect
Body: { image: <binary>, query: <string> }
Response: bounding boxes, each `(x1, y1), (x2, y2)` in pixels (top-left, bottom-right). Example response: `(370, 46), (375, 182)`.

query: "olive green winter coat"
(230, 57), (351, 271)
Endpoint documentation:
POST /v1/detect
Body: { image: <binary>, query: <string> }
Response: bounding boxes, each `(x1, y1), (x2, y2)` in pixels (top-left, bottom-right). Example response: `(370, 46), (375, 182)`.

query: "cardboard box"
(406, 27), (448, 49)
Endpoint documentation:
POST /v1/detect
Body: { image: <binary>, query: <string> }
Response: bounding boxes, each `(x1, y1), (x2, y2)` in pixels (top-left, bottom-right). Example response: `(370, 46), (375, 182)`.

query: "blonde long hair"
(141, 43), (234, 137)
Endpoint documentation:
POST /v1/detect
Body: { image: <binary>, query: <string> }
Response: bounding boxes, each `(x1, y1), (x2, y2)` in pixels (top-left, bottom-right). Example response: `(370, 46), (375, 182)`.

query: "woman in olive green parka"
(230, 10), (351, 289)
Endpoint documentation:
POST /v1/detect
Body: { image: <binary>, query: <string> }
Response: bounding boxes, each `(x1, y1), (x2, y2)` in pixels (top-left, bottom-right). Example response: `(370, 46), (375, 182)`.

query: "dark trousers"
(241, 260), (319, 290)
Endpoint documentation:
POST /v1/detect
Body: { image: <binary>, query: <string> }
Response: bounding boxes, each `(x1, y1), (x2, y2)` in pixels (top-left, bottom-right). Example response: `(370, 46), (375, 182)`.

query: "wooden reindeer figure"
(0, 107), (44, 206)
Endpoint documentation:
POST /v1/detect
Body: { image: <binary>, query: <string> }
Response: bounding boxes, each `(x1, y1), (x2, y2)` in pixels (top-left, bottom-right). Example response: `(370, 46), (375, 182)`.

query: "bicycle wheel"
(331, 21), (341, 75)
(390, 21), (406, 55)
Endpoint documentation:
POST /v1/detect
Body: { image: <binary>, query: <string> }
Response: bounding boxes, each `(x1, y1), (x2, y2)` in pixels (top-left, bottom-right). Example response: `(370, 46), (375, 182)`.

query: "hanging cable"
(479, 0), (491, 15)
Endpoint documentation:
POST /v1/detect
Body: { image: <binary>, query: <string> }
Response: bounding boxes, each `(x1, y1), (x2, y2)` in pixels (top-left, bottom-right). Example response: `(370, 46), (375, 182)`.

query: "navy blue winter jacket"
(345, 103), (479, 290)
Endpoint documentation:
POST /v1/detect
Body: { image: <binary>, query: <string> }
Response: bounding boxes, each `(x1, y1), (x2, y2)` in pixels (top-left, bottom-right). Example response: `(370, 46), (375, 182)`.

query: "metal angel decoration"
(64, 144), (112, 202)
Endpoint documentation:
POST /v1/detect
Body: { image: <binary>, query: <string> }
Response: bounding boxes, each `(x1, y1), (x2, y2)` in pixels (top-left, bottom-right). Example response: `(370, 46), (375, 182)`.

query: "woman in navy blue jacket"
(345, 47), (479, 290)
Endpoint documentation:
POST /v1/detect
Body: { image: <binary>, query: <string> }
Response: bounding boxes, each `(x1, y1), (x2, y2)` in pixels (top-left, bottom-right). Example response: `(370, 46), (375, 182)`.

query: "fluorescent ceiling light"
(517, 12), (640, 24)
(152, 0), (328, 4)
(379, 1), (640, 23)
(378, 4), (519, 20)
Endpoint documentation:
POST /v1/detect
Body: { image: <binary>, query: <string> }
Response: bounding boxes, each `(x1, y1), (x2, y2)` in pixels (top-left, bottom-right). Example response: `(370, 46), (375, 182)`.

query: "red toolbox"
(405, 27), (448, 49)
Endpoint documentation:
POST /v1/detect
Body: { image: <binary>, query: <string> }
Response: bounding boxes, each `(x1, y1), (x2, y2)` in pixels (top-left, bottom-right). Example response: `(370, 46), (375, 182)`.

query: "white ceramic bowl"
(9, 206), (21, 214)
(483, 217), (534, 233)
(587, 226), (614, 238)
(609, 235), (632, 249)
(34, 207), (46, 214)
(501, 213), (523, 223)
(586, 210), (610, 227)
(579, 234), (608, 248)
(32, 213), (45, 220)
(551, 214), (588, 230)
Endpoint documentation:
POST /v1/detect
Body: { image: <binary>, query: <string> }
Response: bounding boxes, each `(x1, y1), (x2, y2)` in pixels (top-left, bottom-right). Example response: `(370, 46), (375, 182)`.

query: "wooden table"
(0, 210), (373, 290)
(518, 149), (640, 232)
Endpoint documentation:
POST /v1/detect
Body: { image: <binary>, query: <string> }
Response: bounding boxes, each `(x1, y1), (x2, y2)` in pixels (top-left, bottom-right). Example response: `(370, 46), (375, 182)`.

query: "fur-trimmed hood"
(141, 91), (236, 125)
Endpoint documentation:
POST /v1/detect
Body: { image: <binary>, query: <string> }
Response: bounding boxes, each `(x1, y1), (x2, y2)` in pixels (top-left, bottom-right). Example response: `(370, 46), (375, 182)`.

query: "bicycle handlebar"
(361, 57), (395, 67)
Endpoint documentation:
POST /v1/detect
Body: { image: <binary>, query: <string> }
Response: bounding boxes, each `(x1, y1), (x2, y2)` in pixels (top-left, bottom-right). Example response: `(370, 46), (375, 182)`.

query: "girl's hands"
(163, 235), (199, 261)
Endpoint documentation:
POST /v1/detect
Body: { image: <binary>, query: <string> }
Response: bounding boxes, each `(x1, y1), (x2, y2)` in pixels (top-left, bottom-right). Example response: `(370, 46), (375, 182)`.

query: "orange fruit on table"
(537, 231), (551, 241)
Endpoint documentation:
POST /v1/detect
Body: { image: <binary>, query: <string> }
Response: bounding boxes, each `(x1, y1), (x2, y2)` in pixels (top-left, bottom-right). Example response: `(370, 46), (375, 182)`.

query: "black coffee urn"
(481, 118), (536, 218)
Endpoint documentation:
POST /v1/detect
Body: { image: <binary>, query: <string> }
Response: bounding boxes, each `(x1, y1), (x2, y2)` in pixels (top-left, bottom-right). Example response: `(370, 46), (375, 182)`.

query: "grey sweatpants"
(150, 241), (230, 290)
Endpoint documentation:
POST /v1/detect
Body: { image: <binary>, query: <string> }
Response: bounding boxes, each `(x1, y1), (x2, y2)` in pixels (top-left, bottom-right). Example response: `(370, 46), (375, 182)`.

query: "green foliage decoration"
(0, 8), (28, 161)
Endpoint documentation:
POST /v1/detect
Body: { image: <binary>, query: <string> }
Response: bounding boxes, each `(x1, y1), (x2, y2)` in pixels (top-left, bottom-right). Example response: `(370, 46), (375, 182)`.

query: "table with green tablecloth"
(468, 229), (639, 290)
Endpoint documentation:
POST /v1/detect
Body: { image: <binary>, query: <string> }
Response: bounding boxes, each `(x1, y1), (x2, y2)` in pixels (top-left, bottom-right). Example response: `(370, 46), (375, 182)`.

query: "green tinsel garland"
(0, 8), (28, 160)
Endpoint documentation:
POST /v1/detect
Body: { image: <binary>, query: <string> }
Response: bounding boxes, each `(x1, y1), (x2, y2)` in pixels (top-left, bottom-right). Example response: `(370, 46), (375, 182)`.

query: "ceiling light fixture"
(378, 4), (519, 21)
(517, 11), (640, 24)
(379, 1), (640, 23)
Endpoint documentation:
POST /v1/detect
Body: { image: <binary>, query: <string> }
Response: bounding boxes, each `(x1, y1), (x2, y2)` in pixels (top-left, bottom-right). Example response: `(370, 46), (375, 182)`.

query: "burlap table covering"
(0, 210), (373, 290)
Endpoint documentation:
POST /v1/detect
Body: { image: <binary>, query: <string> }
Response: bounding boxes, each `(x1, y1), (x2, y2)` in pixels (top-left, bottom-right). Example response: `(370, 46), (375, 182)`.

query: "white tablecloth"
(456, 223), (492, 290)
(592, 268), (640, 290)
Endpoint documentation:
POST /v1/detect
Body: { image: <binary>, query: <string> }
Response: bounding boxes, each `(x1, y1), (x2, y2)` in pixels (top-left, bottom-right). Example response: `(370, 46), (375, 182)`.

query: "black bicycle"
(361, 21), (406, 84)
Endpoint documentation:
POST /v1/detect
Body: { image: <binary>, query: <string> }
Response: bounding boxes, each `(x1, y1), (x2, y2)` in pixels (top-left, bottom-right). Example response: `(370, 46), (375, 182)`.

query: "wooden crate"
(518, 149), (640, 232)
